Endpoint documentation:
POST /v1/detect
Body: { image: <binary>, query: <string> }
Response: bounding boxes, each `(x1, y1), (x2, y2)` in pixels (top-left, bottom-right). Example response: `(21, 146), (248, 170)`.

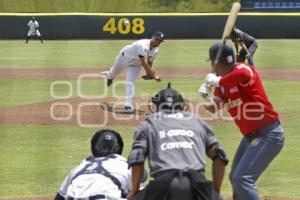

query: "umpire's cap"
(91, 129), (124, 157)
(152, 82), (184, 111)
(209, 42), (235, 66)
(152, 31), (164, 42)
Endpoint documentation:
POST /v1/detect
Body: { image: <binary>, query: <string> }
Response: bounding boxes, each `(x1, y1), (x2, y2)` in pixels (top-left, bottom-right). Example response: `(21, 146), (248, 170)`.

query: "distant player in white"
(54, 129), (133, 200)
(26, 17), (44, 43)
(104, 31), (163, 113)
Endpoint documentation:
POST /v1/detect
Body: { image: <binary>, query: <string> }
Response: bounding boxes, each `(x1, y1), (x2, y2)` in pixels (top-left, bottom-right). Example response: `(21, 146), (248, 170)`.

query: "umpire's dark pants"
(238, 42), (258, 66)
(131, 170), (218, 200)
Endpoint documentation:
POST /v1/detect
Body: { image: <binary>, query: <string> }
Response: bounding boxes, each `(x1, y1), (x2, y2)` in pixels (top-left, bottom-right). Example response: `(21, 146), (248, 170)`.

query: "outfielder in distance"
(54, 129), (133, 200)
(26, 17), (44, 44)
(103, 31), (163, 113)
(230, 27), (257, 65)
(199, 43), (284, 200)
(127, 83), (228, 200)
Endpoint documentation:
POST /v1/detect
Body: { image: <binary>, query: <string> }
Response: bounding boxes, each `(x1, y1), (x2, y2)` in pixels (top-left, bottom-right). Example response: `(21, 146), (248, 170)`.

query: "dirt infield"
(1, 68), (300, 81)
(0, 97), (150, 126)
(0, 67), (295, 126)
(0, 96), (232, 126)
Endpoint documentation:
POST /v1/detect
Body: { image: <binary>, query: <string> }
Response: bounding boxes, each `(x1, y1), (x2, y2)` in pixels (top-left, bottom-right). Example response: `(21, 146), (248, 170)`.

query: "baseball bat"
(214, 2), (241, 66)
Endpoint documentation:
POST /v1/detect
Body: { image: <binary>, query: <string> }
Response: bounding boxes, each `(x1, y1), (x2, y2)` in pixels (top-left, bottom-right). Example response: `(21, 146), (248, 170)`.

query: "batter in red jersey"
(198, 43), (284, 200)
(213, 63), (278, 135)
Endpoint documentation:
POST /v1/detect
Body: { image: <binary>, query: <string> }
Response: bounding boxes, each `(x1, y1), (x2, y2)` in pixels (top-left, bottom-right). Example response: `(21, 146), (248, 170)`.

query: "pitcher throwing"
(104, 31), (163, 113)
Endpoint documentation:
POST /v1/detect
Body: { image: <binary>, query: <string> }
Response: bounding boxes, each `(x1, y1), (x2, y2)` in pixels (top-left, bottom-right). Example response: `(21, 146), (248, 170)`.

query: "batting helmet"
(152, 82), (185, 112)
(91, 129), (124, 157)
(209, 42), (235, 66)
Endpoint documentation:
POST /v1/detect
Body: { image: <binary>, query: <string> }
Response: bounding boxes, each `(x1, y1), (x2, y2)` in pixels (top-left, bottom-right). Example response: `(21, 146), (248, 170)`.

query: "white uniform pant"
(28, 30), (41, 37)
(108, 51), (142, 108)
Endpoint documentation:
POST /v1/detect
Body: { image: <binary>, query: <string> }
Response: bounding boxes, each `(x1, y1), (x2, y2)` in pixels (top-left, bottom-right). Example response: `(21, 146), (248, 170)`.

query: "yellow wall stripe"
(0, 12), (300, 16)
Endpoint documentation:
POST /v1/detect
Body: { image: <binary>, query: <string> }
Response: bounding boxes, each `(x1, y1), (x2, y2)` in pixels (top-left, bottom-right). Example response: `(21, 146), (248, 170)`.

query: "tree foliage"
(0, 0), (239, 13)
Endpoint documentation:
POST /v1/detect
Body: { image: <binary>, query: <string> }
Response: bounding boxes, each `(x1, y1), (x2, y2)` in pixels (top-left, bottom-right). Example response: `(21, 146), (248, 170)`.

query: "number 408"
(102, 17), (145, 35)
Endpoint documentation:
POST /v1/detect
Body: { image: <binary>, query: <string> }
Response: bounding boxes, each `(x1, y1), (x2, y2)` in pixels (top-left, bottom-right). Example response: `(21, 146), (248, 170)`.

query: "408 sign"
(102, 17), (145, 35)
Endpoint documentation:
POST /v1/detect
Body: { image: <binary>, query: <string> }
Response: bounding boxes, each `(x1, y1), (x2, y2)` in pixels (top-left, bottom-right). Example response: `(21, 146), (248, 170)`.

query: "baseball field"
(0, 39), (300, 200)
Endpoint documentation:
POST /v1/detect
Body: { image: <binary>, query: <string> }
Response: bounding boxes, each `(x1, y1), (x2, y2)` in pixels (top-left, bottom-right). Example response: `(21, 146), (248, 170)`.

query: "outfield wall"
(0, 13), (300, 39)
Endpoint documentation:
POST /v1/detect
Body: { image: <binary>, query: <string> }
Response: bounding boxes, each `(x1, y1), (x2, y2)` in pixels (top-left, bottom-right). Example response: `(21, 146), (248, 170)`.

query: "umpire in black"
(127, 83), (228, 200)
(230, 27), (258, 66)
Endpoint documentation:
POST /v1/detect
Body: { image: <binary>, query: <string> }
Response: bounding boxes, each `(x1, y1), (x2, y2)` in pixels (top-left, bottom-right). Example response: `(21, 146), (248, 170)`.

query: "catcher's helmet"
(209, 42), (235, 66)
(91, 129), (124, 157)
(152, 82), (184, 111)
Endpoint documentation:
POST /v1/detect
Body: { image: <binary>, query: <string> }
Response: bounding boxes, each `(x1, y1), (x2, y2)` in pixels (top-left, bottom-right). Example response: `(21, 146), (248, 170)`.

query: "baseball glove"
(142, 75), (154, 80)
(142, 73), (161, 81)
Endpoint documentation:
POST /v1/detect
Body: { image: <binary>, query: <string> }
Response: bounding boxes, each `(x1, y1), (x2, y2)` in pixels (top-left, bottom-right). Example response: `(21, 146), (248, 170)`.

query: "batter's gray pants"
(230, 121), (284, 200)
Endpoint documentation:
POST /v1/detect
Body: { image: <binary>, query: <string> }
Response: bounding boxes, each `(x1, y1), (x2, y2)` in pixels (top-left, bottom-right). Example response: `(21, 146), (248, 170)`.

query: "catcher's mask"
(91, 129), (124, 157)
(209, 42), (235, 66)
(151, 82), (185, 112)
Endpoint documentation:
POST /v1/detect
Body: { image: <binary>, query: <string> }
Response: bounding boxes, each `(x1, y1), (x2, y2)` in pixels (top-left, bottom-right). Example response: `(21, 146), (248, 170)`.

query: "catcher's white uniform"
(107, 39), (159, 109)
(58, 154), (131, 200)
(27, 19), (41, 37)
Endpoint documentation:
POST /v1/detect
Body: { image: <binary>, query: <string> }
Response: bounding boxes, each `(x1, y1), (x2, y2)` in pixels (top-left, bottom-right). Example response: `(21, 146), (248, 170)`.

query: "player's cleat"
(124, 106), (134, 114)
(101, 71), (109, 76)
(107, 79), (113, 87)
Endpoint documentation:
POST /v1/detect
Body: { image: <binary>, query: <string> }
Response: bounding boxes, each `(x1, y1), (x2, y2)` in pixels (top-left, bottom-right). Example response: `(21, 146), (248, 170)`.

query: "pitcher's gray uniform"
(103, 31), (164, 113)
(107, 39), (158, 110)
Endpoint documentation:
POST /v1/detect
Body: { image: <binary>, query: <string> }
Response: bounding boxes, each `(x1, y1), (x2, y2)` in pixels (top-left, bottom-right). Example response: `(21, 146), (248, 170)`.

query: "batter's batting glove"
(205, 73), (221, 87)
(198, 83), (210, 96)
(198, 83), (215, 103)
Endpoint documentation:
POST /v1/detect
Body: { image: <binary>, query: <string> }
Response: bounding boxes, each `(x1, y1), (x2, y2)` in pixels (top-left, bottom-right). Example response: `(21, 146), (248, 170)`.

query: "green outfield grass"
(0, 40), (299, 69)
(0, 40), (300, 198)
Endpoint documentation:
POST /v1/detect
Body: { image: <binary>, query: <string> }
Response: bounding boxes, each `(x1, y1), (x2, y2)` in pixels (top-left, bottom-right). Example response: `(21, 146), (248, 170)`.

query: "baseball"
(123, 19), (130, 26)
(155, 76), (161, 82)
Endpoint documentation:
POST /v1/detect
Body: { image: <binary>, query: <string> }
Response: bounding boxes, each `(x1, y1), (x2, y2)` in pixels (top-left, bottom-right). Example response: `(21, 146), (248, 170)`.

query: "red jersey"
(214, 63), (279, 135)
